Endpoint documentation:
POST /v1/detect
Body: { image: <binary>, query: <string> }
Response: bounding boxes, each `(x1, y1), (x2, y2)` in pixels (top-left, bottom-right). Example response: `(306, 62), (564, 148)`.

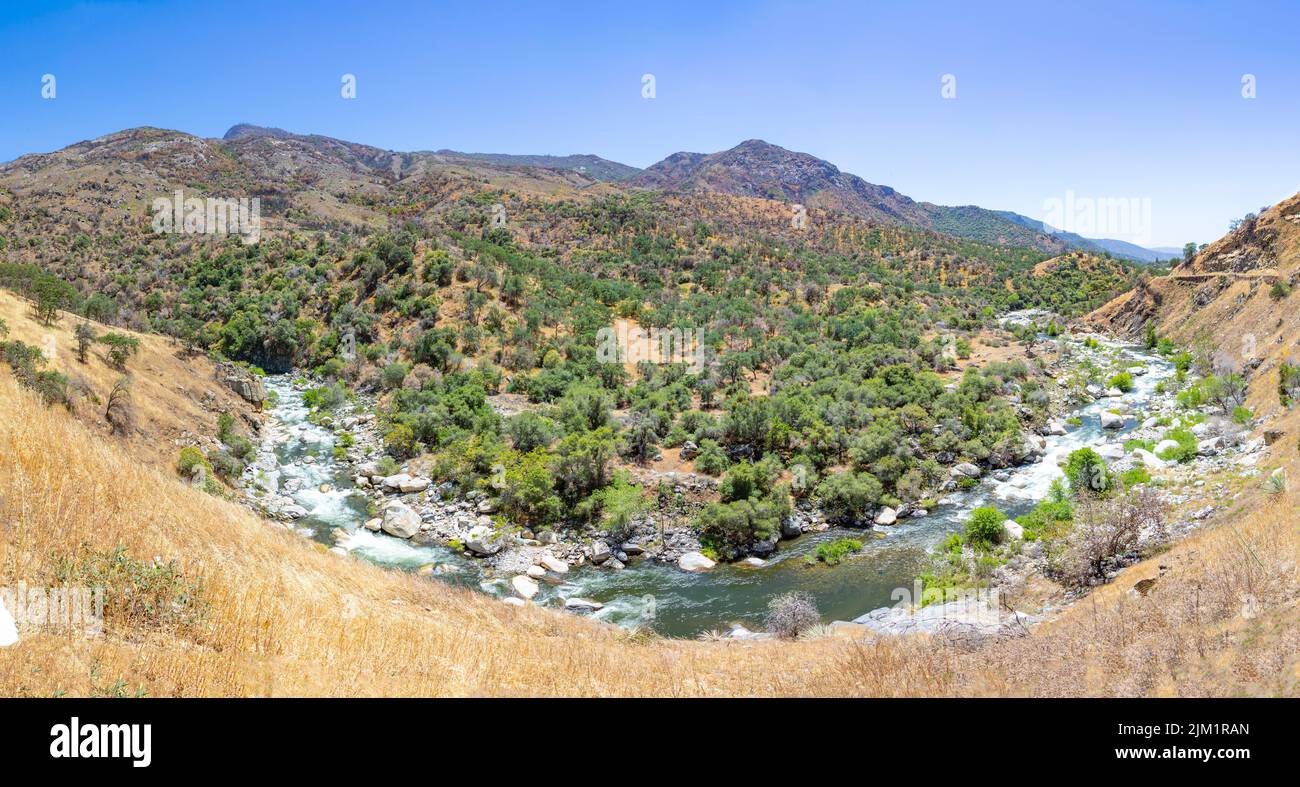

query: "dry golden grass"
(0, 378), (1295, 696)
(0, 289), (256, 468)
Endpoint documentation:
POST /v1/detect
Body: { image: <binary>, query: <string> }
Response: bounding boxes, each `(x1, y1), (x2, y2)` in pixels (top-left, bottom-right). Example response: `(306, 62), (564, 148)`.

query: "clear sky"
(3, 0), (1298, 247)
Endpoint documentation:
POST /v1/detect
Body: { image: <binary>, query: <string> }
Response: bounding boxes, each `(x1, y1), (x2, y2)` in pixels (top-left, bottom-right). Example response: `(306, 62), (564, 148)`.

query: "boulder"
(1100, 412), (1126, 430)
(780, 517), (803, 539)
(621, 542), (645, 556)
(381, 473), (412, 491)
(564, 597), (604, 611)
(951, 462), (983, 478)
(589, 541), (612, 564)
(1044, 420), (1068, 436)
(679, 440), (700, 460)
(477, 498), (497, 514)
(502, 597), (525, 608)
(1132, 449), (1165, 470)
(357, 461), (380, 478)
(740, 557), (766, 567)
(526, 565), (547, 580)
(380, 502), (421, 539)
(538, 553), (568, 574)
(678, 551), (716, 572)
(1154, 439), (1182, 456)
(363, 517), (382, 532)
(511, 575), (539, 600)
(398, 477), (431, 493)
(874, 507), (898, 526)
(465, 525), (503, 556)
(1002, 519), (1024, 540)
(1197, 436), (1225, 456)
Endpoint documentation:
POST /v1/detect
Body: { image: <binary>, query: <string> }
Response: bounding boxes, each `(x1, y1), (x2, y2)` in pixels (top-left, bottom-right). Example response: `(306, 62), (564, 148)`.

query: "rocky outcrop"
(217, 362), (267, 407)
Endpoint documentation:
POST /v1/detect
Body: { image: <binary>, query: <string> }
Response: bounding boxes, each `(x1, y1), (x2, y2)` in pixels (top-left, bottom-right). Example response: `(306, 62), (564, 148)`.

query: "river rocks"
(476, 498), (497, 514)
(621, 542), (645, 556)
(399, 476), (430, 493)
(1096, 444), (1126, 461)
(502, 597), (525, 607)
(319, 483), (332, 493)
(874, 507), (898, 526)
(853, 597), (1034, 639)
(1044, 420), (1068, 436)
(466, 525), (503, 557)
(538, 553), (568, 574)
(1002, 519), (1024, 540)
(363, 517), (382, 532)
(380, 473), (410, 491)
(589, 541), (612, 564)
(740, 557), (766, 567)
(678, 551), (716, 572)
(780, 516), (803, 539)
(526, 565), (547, 580)
(1154, 438), (1181, 456)
(381, 502), (421, 539)
(1197, 436), (1225, 456)
(564, 597), (604, 611)
(536, 530), (559, 545)
(1132, 449), (1165, 470)
(282, 504), (308, 519)
(511, 575), (539, 600)
(1100, 412), (1126, 429)
(1106, 387), (1124, 398)
(951, 462), (983, 479)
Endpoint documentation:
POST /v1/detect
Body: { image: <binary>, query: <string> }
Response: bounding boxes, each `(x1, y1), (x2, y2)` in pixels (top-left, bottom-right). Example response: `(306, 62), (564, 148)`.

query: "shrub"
(765, 591), (819, 639)
(1108, 372), (1134, 393)
(810, 538), (862, 565)
(1269, 281), (1291, 300)
(1156, 427), (1197, 463)
(964, 506), (1005, 549)
(1065, 447), (1111, 495)
(1231, 405), (1253, 425)
(815, 471), (883, 525)
(383, 422), (417, 458)
(1050, 487), (1165, 587)
(693, 439), (729, 476)
(98, 332), (140, 370)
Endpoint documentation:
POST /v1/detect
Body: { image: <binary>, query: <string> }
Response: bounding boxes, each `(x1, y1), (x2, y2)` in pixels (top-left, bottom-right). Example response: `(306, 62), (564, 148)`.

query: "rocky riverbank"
(835, 322), (1275, 642)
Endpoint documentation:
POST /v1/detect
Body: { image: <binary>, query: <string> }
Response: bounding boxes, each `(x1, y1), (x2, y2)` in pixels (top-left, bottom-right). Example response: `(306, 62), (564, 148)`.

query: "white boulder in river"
(511, 575), (539, 600)
(380, 501), (421, 539)
(874, 507), (898, 526)
(678, 551), (716, 572)
(951, 462), (983, 478)
(1100, 411), (1126, 429)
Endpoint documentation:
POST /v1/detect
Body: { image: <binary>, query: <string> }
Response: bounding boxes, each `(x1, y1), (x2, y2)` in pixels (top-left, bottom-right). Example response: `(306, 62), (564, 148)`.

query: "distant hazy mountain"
(630, 139), (1167, 261)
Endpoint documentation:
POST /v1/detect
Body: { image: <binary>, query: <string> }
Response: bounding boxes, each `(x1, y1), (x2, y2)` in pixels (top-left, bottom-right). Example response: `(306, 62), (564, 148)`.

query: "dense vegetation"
(1, 178), (1143, 558)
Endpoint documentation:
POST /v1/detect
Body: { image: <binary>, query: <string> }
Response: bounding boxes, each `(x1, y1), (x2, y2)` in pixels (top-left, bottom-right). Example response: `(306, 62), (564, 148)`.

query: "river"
(252, 326), (1175, 638)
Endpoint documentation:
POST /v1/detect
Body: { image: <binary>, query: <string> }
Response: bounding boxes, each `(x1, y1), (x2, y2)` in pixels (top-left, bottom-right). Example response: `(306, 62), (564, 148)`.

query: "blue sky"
(3, 0), (1298, 247)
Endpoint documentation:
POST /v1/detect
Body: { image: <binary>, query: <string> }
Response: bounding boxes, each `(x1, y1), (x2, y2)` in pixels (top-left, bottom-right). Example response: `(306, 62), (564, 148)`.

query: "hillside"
(630, 140), (1164, 261)
(0, 363), (1293, 696)
(1089, 192), (1300, 418)
(0, 287), (258, 468)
